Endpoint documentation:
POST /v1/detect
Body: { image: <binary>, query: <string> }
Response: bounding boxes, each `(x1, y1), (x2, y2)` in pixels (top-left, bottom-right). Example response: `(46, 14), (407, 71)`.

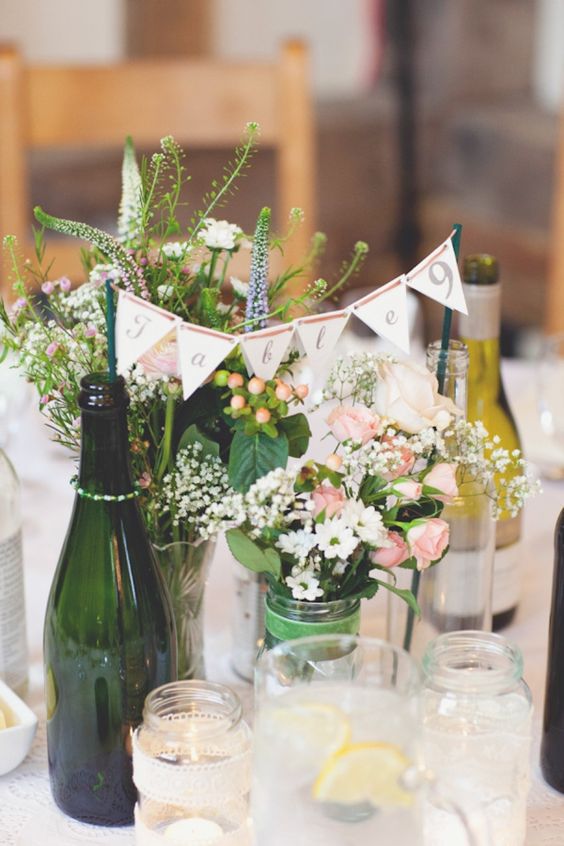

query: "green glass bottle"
(44, 374), (176, 826)
(459, 255), (522, 630)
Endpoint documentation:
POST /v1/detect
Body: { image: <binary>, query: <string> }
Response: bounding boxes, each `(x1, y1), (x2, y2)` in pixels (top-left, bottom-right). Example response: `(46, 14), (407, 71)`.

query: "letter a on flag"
(177, 323), (238, 400)
(294, 310), (350, 364)
(350, 276), (411, 353)
(116, 292), (180, 374)
(406, 236), (467, 314)
(239, 324), (295, 380)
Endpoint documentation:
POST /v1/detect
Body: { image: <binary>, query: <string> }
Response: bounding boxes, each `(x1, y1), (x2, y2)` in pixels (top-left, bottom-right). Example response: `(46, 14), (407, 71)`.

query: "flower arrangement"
(0, 125), (368, 549)
(222, 353), (539, 610)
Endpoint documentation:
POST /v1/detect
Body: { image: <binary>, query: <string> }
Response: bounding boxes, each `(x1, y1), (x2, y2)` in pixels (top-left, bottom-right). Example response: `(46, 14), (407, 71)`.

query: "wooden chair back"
(546, 109), (564, 333)
(0, 41), (315, 296)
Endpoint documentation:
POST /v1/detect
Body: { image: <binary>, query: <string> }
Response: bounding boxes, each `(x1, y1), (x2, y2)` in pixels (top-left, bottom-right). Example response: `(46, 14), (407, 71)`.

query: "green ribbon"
(265, 605), (361, 643)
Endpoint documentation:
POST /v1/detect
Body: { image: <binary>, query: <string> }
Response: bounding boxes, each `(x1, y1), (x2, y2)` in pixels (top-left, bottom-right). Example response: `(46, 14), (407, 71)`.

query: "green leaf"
(375, 579), (421, 617)
(228, 429), (289, 492)
(278, 413), (311, 458)
(177, 423), (219, 458)
(226, 528), (281, 576)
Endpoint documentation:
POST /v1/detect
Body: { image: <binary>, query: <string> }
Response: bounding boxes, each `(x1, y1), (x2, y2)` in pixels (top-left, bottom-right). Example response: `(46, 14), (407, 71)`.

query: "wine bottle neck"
(78, 408), (134, 495)
(459, 281), (501, 341)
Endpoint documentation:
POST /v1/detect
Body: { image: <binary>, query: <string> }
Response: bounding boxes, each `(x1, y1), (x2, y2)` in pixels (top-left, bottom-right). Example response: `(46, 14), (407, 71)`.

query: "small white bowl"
(0, 678), (38, 775)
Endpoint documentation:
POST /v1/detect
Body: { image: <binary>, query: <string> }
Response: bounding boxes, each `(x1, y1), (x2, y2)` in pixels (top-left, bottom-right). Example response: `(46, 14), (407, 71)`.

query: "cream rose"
(406, 518), (450, 571)
(372, 359), (459, 434)
(327, 405), (381, 445)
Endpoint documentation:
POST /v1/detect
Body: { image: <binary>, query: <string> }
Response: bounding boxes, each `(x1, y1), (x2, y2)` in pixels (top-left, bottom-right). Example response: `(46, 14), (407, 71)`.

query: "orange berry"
(255, 407), (271, 424)
(227, 373), (245, 389)
(326, 453), (343, 472)
(295, 384), (309, 399)
(275, 382), (292, 401)
(248, 376), (266, 395)
(230, 395), (246, 410)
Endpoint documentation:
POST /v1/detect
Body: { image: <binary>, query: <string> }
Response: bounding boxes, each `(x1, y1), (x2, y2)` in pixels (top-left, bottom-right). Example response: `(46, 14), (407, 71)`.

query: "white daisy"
(315, 518), (358, 560)
(285, 571), (324, 601)
(342, 501), (388, 547)
(276, 529), (316, 561)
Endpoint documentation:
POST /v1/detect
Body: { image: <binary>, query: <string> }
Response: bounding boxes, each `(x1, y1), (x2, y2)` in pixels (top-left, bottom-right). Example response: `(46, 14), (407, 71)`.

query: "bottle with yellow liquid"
(460, 254), (522, 630)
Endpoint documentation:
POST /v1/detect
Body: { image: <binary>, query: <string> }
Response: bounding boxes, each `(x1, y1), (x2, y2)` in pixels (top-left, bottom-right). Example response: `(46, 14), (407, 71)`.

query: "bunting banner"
(114, 231), (464, 395)
(294, 310), (350, 364)
(350, 275), (410, 354)
(406, 235), (468, 315)
(177, 323), (239, 400)
(115, 291), (181, 375)
(239, 324), (295, 380)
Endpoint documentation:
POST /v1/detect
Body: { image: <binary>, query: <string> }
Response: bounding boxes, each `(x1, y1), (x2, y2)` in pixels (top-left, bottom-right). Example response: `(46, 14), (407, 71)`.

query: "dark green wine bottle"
(44, 374), (176, 826)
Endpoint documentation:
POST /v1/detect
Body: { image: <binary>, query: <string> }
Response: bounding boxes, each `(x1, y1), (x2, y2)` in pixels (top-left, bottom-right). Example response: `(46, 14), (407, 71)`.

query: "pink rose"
(311, 484), (346, 518)
(393, 480), (422, 501)
(406, 518), (450, 571)
(139, 330), (178, 376)
(370, 531), (409, 569)
(424, 463), (459, 503)
(327, 405), (381, 445)
(381, 435), (415, 481)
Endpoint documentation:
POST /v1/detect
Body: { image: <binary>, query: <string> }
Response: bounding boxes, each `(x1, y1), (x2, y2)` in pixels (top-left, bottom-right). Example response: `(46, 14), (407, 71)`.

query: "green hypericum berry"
(213, 370), (230, 387)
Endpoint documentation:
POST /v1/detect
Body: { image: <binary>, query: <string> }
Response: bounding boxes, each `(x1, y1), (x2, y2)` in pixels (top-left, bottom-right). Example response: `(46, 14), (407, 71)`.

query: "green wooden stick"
(105, 280), (117, 382)
(403, 222), (463, 654)
(436, 223), (462, 393)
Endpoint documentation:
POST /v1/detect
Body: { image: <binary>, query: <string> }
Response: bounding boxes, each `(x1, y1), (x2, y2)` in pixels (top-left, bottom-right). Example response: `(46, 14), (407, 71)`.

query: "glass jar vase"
(421, 631), (533, 846)
(264, 589), (361, 649)
(388, 340), (496, 657)
(133, 681), (252, 845)
(154, 539), (215, 681)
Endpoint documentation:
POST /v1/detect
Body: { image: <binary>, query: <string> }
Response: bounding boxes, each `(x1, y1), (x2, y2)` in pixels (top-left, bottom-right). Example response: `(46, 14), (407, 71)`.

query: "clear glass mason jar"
(388, 340), (495, 657)
(426, 339), (469, 414)
(421, 631), (533, 846)
(264, 588), (361, 649)
(132, 681), (252, 845)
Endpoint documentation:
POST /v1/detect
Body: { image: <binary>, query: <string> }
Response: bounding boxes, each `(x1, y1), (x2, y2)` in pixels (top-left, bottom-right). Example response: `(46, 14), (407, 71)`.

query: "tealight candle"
(164, 817), (224, 844)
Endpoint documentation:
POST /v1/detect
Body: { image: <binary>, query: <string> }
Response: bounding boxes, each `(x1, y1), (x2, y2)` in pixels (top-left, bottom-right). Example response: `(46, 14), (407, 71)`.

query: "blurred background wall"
(1, 0), (563, 350)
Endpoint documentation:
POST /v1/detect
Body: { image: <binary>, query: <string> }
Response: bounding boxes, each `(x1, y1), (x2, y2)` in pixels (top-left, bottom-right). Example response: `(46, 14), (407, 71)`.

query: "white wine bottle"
(0, 448), (28, 694)
(459, 254), (522, 630)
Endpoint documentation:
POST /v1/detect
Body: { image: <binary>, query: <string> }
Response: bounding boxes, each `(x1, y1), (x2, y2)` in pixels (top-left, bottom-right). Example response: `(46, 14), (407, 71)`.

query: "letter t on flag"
(116, 291), (181, 374)
(350, 276), (411, 353)
(177, 324), (238, 400)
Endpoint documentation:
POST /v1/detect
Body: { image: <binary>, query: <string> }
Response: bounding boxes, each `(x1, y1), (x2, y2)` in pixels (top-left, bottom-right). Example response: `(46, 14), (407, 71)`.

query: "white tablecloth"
(1, 360), (564, 844)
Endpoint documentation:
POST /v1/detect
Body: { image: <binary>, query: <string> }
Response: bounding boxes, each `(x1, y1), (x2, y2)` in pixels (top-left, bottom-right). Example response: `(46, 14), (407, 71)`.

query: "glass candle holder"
(422, 631), (533, 846)
(133, 681), (252, 845)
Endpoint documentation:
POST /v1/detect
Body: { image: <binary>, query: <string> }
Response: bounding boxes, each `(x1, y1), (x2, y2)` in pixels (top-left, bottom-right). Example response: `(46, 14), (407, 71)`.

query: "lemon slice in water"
(268, 702), (351, 760)
(313, 742), (413, 808)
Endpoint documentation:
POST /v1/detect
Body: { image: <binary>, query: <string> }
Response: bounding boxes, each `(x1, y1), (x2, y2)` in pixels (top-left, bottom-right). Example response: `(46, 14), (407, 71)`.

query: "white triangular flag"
(294, 310), (350, 364)
(239, 324), (294, 380)
(116, 292), (180, 374)
(350, 275), (411, 353)
(406, 237), (467, 314)
(177, 323), (238, 400)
